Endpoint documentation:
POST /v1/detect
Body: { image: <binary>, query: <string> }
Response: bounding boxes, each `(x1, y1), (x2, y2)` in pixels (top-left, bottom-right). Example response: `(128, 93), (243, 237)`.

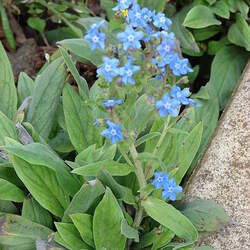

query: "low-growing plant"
(0, 0), (237, 249)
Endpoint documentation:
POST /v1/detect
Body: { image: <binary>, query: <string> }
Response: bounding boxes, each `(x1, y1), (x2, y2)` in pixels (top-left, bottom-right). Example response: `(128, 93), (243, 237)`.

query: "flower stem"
(129, 143), (147, 189)
(129, 143), (147, 229)
(144, 116), (170, 179)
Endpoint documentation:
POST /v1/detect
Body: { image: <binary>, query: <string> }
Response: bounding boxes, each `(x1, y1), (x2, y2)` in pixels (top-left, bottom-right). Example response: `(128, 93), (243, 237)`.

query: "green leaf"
(142, 197), (198, 249)
(0, 214), (53, 247)
(211, 0), (230, 19)
(49, 129), (74, 153)
(170, 5), (200, 52)
(27, 17), (46, 34)
(135, 132), (161, 147)
(4, 142), (81, 196)
(59, 39), (103, 66)
(183, 5), (221, 29)
(97, 169), (135, 205)
(207, 37), (230, 55)
(17, 72), (35, 105)
(0, 0), (16, 50)
(140, 0), (166, 12)
(121, 218), (139, 242)
(7, 145), (69, 217)
(62, 181), (105, 223)
(93, 188), (126, 249)
(152, 227), (175, 250)
(22, 197), (53, 229)
(138, 152), (166, 169)
(63, 84), (101, 153)
(180, 92), (220, 179)
(193, 26), (221, 41)
(59, 46), (89, 100)
(175, 122), (203, 184)
(70, 213), (94, 247)
(205, 0), (216, 4)
(0, 178), (25, 202)
(27, 57), (67, 139)
(0, 200), (18, 214)
(130, 94), (155, 133)
(100, 0), (115, 20)
(0, 41), (17, 119)
(207, 46), (249, 109)
(0, 110), (17, 146)
(179, 199), (230, 232)
(55, 223), (92, 250)
(46, 27), (78, 44)
(228, 13), (250, 51)
(72, 160), (133, 177)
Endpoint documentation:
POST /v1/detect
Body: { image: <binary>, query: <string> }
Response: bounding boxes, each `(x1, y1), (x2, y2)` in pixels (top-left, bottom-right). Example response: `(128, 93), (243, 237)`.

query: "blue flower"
(155, 93), (179, 117)
(153, 13), (172, 30)
(84, 21), (106, 51)
(188, 98), (201, 107)
(127, 4), (144, 28)
(117, 26), (144, 50)
(90, 20), (105, 29)
(101, 121), (123, 144)
(97, 57), (119, 83)
(141, 7), (154, 24)
(143, 25), (154, 42)
(152, 172), (168, 189)
(162, 177), (182, 201)
(169, 54), (193, 76)
(170, 85), (201, 107)
(170, 85), (191, 105)
(156, 33), (176, 57)
(119, 59), (140, 85)
(152, 53), (175, 69)
(102, 98), (122, 108)
(112, 0), (133, 11)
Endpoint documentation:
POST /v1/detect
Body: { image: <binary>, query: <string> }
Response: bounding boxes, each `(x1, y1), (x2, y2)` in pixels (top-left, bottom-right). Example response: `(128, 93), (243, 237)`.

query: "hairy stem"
(144, 116), (170, 179)
(129, 143), (147, 229)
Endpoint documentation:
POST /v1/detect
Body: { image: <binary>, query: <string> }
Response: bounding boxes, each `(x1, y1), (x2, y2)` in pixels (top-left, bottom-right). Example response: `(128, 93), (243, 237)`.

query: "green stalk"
(129, 143), (147, 189)
(129, 143), (147, 228)
(144, 116), (170, 180)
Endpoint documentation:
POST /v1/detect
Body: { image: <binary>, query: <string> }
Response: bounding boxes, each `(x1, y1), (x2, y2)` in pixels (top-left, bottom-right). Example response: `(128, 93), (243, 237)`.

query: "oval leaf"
(93, 188), (126, 249)
(142, 197), (198, 248)
(183, 5), (221, 29)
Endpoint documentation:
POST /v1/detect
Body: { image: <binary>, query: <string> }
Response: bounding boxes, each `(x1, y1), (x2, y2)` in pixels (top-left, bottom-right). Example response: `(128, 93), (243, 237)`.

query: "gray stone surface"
(185, 61), (250, 250)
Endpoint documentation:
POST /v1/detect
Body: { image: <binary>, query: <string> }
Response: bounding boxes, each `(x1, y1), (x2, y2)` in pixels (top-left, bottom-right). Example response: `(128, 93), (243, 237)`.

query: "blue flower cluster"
(83, 0), (200, 144)
(155, 85), (200, 117)
(152, 172), (182, 201)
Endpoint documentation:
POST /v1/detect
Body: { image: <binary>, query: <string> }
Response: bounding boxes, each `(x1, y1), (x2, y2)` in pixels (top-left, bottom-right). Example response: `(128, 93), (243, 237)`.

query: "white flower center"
(176, 92), (182, 98)
(135, 12), (141, 18)
(105, 64), (111, 72)
(111, 129), (117, 136)
(165, 45), (170, 52)
(160, 16), (165, 23)
(128, 35), (134, 42)
(92, 35), (99, 43)
(127, 69), (132, 76)
(144, 15), (149, 21)
(168, 186), (173, 192)
(164, 102), (171, 109)
(175, 63), (180, 69)
(157, 177), (163, 182)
